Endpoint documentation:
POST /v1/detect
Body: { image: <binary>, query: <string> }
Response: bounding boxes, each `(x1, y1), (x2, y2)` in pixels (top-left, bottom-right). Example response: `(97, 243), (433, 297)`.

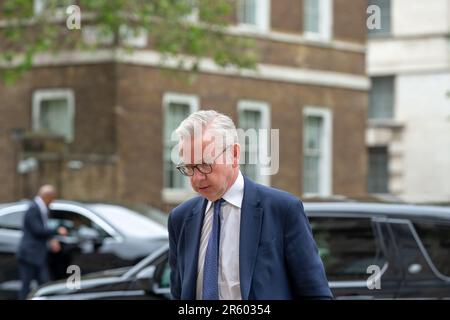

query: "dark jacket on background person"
(17, 201), (58, 266)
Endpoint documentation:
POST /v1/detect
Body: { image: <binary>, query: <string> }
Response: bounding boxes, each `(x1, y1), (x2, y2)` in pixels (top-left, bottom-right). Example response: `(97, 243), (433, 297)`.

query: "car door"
(388, 219), (450, 299)
(48, 205), (127, 278)
(131, 254), (171, 300)
(0, 204), (27, 299)
(308, 214), (400, 299)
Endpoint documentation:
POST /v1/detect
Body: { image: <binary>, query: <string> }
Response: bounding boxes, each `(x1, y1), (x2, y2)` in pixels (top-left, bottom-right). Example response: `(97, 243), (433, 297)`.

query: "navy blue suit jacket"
(17, 201), (58, 266)
(168, 176), (332, 300)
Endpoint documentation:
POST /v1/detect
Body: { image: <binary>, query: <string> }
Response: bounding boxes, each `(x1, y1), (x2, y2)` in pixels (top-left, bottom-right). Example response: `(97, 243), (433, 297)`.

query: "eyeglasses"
(176, 146), (231, 177)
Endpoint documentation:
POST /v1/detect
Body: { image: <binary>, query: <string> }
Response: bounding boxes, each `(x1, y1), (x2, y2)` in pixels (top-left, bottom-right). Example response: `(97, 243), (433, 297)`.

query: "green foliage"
(0, 0), (256, 84)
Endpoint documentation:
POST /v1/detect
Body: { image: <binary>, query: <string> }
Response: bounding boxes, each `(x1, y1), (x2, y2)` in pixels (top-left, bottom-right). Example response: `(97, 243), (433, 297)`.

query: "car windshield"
(86, 204), (168, 239)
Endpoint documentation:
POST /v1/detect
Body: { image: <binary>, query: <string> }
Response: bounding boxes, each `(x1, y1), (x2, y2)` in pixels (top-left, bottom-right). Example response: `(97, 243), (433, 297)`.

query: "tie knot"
(213, 198), (225, 209)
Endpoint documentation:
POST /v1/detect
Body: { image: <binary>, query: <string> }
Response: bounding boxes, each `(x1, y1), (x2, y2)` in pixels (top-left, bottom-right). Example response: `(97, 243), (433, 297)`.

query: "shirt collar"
(34, 196), (48, 215)
(205, 171), (244, 212)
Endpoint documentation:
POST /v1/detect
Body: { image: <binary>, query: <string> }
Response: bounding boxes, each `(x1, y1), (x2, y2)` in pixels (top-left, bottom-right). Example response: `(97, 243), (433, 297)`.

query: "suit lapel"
(239, 177), (263, 300)
(182, 198), (208, 299)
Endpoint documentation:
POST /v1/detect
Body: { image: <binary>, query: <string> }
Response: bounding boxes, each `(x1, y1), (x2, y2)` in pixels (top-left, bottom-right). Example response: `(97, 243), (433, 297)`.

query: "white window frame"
(119, 25), (148, 48)
(303, 0), (333, 42)
(32, 88), (75, 142)
(82, 25), (148, 48)
(237, 0), (270, 32)
(184, 0), (199, 23)
(34, 0), (46, 15)
(82, 26), (114, 46)
(303, 106), (332, 197)
(162, 92), (199, 204)
(237, 100), (271, 186)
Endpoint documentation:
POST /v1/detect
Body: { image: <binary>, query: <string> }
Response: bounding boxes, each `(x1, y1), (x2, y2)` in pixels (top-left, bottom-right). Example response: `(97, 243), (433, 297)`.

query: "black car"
(31, 243), (171, 300)
(0, 200), (168, 299)
(30, 202), (450, 300)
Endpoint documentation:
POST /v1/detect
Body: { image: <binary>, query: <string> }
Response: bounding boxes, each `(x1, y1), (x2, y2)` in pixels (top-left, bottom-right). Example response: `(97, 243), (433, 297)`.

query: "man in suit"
(17, 185), (67, 299)
(168, 110), (332, 300)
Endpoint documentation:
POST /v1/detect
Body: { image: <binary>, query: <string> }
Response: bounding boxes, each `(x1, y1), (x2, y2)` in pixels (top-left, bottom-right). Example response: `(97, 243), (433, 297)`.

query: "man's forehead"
(179, 136), (225, 163)
(180, 136), (209, 151)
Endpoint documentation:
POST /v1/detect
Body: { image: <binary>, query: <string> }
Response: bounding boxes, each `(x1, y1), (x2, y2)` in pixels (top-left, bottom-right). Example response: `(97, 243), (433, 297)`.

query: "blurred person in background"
(16, 184), (67, 300)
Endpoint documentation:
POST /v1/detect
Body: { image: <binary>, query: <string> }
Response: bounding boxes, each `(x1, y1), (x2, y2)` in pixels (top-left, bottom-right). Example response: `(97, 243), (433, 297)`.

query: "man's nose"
(191, 167), (207, 182)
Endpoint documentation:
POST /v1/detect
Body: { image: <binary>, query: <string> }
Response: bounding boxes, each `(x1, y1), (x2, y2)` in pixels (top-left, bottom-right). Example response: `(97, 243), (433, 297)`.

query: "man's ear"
(232, 143), (240, 167)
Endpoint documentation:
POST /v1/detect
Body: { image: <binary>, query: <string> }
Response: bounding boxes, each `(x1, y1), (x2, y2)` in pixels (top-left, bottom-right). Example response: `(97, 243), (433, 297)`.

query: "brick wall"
(115, 65), (367, 211)
(0, 64), (117, 202)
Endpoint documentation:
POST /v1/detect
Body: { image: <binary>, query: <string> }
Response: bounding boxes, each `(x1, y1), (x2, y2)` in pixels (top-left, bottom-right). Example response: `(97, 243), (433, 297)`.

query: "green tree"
(0, 0), (256, 84)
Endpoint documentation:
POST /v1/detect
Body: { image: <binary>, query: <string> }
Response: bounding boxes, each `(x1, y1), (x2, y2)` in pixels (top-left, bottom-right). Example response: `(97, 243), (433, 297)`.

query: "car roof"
(303, 202), (450, 220)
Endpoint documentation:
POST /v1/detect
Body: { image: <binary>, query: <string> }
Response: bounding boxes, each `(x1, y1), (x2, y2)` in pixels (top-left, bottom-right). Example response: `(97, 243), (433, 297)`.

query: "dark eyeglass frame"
(176, 145), (232, 177)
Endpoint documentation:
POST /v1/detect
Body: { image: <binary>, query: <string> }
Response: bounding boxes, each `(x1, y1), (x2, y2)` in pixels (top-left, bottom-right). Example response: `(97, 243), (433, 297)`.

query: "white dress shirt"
(196, 171), (244, 300)
(34, 196), (48, 227)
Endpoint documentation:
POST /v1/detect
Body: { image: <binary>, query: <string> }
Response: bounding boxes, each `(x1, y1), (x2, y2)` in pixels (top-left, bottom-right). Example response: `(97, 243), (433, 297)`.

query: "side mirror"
(136, 266), (156, 292)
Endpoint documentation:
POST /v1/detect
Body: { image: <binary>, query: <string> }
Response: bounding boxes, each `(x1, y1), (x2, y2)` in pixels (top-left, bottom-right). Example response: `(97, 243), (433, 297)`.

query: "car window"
(309, 216), (385, 281)
(159, 261), (170, 289)
(413, 221), (450, 278)
(86, 204), (167, 239)
(0, 211), (25, 230)
(49, 210), (110, 238)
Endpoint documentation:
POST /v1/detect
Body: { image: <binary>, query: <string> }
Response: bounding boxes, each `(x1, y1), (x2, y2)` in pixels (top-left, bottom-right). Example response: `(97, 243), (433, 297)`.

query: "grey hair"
(175, 110), (239, 146)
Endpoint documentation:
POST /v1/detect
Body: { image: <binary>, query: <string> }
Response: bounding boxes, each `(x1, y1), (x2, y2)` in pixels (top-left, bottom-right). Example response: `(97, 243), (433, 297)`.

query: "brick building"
(0, 0), (369, 212)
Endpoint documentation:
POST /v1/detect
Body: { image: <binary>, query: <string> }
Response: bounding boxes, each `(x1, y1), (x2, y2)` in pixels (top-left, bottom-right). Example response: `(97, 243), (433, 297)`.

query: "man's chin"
(197, 188), (216, 201)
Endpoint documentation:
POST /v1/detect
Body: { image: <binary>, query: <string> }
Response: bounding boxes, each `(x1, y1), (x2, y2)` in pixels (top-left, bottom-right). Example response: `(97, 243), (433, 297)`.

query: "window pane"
(367, 147), (389, 193)
(0, 211), (25, 230)
(368, 0), (391, 36)
(238, 0), (257, 25)
(369, 76), (394, 120)
(304, 0), (320, 33)
(414, 222), (450, 277)
(304, 155), (320, 194)
(303, 115), (323, 194)
(163, 102), (190, 189)
(309, 217), (384, 281)
(238, 109), (262, 182)
(305, 116), (322, 151)
(159, 261), (171, 288)
(39, 98), (71, 140)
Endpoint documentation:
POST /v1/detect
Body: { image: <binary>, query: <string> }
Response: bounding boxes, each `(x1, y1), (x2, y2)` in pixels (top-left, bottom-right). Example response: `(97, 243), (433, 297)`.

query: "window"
(32, 89), (75, 142)
(119, 26), (148, 48)
(414, 222), (450, 278)
(367, 0), (391, 37)
(309, 216), (385, 281)
(237, 101), (270, 186)
(303, 0), (332, 41)
(303, 107), (332, 196)
(0, 211), (25, 230)
(367, 147), (389, 193)
(369, 76), (394, 120)
(163, 93), (199, 190)
(237, 0), (270, 31)
(158, 260), (171, 289)
(183, 0), (199, 23)
(49, 210), (110, 239)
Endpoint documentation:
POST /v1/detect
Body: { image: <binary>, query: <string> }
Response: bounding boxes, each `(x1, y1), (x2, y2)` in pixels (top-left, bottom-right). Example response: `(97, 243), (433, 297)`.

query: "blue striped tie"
(202, 198), (224, 300)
